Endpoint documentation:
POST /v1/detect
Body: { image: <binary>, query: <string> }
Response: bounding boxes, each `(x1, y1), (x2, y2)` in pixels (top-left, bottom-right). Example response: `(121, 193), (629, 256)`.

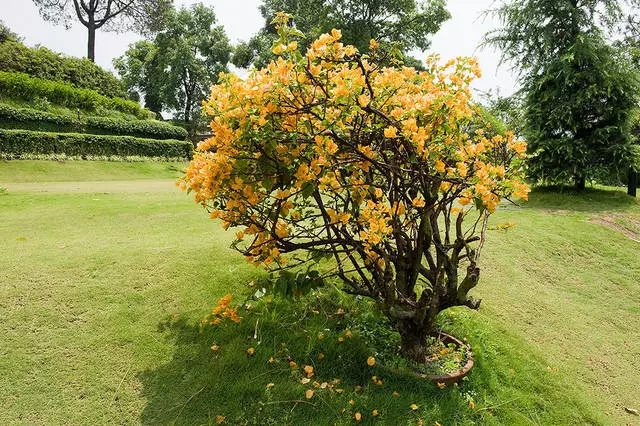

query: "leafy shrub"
(0, 40), (126, 98)
(0, 72), (152, 119)
(0, 129), (192, 159)
(33, 96), (52, 111)
(0, 104), (188, 140)
(181, 17), (529, 360)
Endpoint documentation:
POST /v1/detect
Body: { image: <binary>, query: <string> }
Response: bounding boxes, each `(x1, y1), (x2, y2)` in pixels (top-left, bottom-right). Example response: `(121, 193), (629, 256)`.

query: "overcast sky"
(0, 0), (519, 96)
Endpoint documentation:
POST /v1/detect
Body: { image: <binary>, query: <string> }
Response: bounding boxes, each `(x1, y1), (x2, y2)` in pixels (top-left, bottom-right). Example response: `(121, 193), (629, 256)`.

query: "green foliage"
(0, 71), (152, 119)
(0, 20), (20, 43)
(234, 0), (450, 68)
(0, 129), (192, 159)
(0, 40), (126, 98)
(480, 90), (525, 139)
(525, 35), (640, 186)
(261, 270), (325, 298)
(486, 0), (640, 189)
(485, 0), (623, 75)
(115, 3), (232, 123)
(0, 104), (188, 140)
(113, 41), (164, 116)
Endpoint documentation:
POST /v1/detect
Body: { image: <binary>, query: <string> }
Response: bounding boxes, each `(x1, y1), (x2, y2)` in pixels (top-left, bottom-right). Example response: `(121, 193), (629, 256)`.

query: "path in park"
(3, 179), (179, 194)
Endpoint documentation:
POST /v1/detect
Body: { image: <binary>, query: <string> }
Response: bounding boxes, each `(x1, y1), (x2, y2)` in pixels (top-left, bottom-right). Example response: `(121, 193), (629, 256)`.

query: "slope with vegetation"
(0, 39), (126, 98)
(0, 30), (191, 161)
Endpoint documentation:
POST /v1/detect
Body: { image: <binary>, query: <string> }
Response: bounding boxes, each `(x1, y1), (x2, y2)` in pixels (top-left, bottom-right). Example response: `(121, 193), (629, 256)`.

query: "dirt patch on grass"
(588, 215), (640, 242)
(540, 209), (572, 215)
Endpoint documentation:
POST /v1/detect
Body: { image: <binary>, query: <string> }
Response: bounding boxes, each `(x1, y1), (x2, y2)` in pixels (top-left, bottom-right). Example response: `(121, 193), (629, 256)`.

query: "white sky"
(0, 0), (519, 96)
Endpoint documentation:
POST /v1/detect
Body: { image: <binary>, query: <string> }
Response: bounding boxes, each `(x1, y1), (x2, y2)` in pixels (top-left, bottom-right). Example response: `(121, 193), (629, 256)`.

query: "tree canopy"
(0, 21), (21, 44)
(485, 0), (640, 189)
(233, 0), (450, 69)
(113, 41), (163, 115)
(32, 0), (173, 61)
(115, 3), (232, 124)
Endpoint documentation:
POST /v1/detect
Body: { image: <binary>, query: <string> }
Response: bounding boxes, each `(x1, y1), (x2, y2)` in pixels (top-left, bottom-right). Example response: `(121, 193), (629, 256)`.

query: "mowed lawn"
(0, 160), (639, 425)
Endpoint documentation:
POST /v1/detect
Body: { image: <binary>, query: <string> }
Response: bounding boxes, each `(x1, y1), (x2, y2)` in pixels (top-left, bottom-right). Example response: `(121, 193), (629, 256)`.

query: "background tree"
(155, 3), (231, 125)
(115, 3), (232, 127)
(232, 0), (449, 69)
(486, 0), (640, 190)
(480, 90), (526, 140)
(32, 0), (172, 61)
(621, 3), (640, 149)
(0, 21), (21, 43)
(182, 17), (529, 359)
(113, 41), (164, 116)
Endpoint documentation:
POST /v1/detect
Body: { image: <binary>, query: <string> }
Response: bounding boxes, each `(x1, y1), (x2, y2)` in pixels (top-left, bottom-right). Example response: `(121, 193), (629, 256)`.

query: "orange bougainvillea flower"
(305, 389), (314, 399)
(247, 347), (255, 356)
(367, 356), (376, 367)
(384, 126), (398, 138)
(412, 197), (426, 208)
(304, 365), (314, 378)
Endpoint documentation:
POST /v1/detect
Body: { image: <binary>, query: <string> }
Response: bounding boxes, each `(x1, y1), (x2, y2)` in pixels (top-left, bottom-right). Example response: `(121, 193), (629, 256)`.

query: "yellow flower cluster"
(204, 294), (242, 325)
(181, 27), (529, 269)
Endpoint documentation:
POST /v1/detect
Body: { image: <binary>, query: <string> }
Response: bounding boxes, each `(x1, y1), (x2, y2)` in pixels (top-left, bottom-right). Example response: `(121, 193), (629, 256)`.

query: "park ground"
(0, 160), (639, 425)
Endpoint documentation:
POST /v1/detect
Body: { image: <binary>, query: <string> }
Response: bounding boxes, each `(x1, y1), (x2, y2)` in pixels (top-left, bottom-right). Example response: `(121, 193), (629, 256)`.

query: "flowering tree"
(182, 13), (529, 360)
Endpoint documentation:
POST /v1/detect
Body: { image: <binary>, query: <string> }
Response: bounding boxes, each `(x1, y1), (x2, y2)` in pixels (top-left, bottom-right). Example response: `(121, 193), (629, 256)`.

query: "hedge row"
(0, 72), (152, 119)
(0, 129), (192, 159)
(0, 104), (188, 140)
(0, 40), (126, 98)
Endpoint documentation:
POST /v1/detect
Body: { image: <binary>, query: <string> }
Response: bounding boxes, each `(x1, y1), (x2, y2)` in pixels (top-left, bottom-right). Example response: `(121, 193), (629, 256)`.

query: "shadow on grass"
(137, 298), (605, 425)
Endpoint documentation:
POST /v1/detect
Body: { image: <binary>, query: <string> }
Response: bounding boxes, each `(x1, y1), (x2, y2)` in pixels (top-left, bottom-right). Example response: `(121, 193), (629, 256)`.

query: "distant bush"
(0, 72), (152, 119)
(0, 129), (192, 159)
(0, 40), (125, 98)
(0, 104), (188, 140)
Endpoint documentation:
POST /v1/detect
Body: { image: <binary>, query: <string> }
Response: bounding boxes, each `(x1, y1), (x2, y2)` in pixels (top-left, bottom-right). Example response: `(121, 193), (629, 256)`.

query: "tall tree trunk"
(87, 24), (96, 62)
(184, 95), (192, 124)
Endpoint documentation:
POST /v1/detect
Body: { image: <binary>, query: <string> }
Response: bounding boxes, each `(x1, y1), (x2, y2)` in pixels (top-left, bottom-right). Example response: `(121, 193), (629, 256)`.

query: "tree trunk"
(87, 24), (96, 62)
(398, 319), (431, 362)
(574, 174), (585, 191)
(184, 101), (191, 124)
(628, 168), (637, 197)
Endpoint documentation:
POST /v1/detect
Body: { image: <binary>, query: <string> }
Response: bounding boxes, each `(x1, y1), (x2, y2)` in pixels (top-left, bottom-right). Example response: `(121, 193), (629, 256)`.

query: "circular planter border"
(416, 331), (474, 385)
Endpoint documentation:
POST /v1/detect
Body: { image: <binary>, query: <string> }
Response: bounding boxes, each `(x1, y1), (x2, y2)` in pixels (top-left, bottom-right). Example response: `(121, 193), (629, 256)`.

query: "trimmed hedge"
(0, 40), (126, 98)
(0, 104), (188, 140)
(0, 129), (192, 159)
(0, 72), (152, 119)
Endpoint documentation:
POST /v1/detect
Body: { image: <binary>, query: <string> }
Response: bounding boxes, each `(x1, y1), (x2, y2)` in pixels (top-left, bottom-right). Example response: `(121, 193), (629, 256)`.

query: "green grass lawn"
(1, 160), (639, 425)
